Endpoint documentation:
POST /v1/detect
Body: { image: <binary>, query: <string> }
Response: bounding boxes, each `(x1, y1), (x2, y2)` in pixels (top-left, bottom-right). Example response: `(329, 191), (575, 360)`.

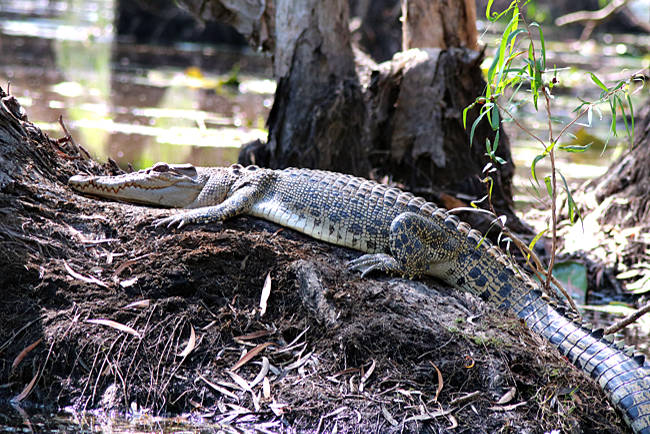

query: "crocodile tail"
(513, 288), (650, 433)
(435, 209), (650, 431)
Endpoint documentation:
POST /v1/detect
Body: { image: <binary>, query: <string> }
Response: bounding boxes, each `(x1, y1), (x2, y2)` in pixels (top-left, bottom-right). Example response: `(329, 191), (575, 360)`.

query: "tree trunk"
(401, 0), (478, 51)
(560, 99), (650, 300)
(180, 0), (518, 223)
(591, 98), (650, 228)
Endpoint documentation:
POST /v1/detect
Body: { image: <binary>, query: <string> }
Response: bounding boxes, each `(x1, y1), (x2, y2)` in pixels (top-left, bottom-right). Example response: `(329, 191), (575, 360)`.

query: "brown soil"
(0, 87), (627, 432)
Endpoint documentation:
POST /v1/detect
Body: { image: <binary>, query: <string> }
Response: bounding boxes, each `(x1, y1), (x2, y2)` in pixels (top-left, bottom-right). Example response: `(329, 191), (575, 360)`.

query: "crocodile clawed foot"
(153, 214), (188, 229)
(347, 253), (402, 278)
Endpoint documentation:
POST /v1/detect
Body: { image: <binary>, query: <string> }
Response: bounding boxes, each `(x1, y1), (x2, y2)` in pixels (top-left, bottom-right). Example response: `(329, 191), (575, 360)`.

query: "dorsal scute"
(467, 229), (483, 246)
(456, 221), (471, 234)
(633, 354), (646, 366)
(486, 245), (502, 261)
(590, 328), (605, 339)
(443, 214), (460, 230)
(407, 196), (427, 211)
(433, 208), (448, 219)
(421, 203), (437, 215)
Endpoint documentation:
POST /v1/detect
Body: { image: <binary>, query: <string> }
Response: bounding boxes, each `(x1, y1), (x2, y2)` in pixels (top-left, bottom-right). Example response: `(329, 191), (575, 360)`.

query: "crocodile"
(69, 162), (650, 433)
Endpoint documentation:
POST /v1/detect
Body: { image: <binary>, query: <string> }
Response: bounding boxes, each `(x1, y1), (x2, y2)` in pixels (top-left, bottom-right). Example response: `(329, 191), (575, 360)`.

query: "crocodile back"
(248, 167), (437, 253)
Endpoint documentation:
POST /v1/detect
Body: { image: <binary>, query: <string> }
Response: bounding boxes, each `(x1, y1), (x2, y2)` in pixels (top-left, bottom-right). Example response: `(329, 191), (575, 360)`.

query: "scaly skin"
(70, 162), (650, 433)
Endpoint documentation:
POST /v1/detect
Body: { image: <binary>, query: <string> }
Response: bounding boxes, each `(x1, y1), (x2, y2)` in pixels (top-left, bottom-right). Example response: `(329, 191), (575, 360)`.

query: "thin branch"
(555, 0), (628, 26)
(604, 302), (650, 336)
(541, 87), (558, 294)
(495, 102), (546, 148)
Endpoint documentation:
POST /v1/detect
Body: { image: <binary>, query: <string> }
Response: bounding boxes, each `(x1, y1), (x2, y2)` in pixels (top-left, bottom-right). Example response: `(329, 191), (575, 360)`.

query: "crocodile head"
(69, 162), (209, 208)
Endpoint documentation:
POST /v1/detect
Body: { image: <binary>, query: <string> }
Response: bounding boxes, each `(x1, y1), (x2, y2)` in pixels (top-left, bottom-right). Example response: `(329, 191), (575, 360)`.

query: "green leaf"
(544, 175), (553, 198)
(531, 153), (546, 184)
(589, 72), (608, 92)
(528, 42), (539, 110)
(558, 142), (593, 153)
(615, 94), (630, 138)
(609, 97), (617, 136)
(505, 28), (526, 52)
(487, 0), (518, 21)
(490, 103), (500, 131)
(626, 92), (635, 138)
(559, 172), (581, 224)
(527, 228), (547, 261)
(538, 25), (546, 70)
(493, 10), (520, 90)
(486, 0), (495, 19)
(487, 51), (501, 88)
(462, 102), (476, 129)
(507, 80), (524, 107)
(470, 108), (489, 147)
(471, 194), (489, 208)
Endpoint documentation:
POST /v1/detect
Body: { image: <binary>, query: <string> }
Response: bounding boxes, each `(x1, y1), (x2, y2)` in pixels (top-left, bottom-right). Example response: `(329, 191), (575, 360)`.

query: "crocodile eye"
(152, 162), (170, 172)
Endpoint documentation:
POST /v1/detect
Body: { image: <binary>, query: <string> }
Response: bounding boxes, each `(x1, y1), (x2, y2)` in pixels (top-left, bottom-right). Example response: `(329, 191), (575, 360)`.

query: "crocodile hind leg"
(348, 212), (460, 278)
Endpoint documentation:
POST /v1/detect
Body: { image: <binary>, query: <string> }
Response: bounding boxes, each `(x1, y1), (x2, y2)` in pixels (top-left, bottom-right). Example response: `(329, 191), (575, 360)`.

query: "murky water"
(0, 0), (273, 169)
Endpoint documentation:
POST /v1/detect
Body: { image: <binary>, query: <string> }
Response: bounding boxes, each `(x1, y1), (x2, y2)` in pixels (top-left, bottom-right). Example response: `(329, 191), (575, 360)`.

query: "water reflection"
(0, 0), (273, 169)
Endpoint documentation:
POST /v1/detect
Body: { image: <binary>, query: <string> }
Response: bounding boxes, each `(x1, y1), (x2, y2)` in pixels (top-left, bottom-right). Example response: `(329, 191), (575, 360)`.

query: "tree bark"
(401, 0), (478, 51)
(590, 98), (650, 227)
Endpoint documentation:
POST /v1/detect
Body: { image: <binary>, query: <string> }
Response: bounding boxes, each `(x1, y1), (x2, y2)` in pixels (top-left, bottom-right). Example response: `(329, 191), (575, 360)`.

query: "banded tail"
(513, 289), (650, 433)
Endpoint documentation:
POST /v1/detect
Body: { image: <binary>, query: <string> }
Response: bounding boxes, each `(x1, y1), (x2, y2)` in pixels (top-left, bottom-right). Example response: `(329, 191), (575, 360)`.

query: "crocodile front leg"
(154, 184), (260, 228)
(348, 212), (460, 278)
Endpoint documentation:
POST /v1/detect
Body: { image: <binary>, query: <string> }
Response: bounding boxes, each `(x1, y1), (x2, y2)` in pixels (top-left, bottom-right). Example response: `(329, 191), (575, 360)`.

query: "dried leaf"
(231, 342), (272, 371)
(123, 299), (150, 309)
(284, 351), (313, 371)
(178, 325), (196, 358)
(12, 371), (39, 402)
(64, 260), (108, 288)
(382, 405), (399, 426)
(259, 273), (271, 316)
(86, 319), (141, 338)
(119, 277), (138, 288)
(250, 357), (270, 388)
(233, 329), (274, 341)
(198, 375), (239, 400)
(269, 401), (286, 416)
(496, 386), (516, 405)
(359, 359), (375, 392)
(263, 376), (271, 400)
(490, 401), (527, 411)
(12, 339), (42, 371)
(430, 361), (444, 402)
(228, 371), (252, 392)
